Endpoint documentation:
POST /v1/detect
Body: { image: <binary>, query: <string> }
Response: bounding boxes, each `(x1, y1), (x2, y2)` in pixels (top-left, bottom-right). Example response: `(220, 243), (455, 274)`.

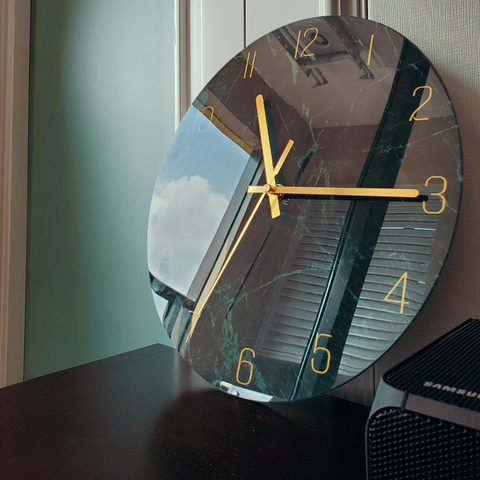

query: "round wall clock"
(148, 16), (462, 402)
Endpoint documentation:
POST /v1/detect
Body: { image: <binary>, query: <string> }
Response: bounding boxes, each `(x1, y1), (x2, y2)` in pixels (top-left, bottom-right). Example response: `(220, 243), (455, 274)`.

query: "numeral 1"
(384, 272), (409, 313)
(367, 34), (374, 65)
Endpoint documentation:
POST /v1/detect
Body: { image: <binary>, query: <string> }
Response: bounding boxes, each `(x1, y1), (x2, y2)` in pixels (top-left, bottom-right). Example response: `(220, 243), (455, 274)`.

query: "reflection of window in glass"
(148, 106), (251, 296)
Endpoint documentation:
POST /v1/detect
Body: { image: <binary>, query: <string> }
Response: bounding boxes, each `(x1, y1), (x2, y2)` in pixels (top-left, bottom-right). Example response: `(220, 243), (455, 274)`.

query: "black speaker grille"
(367, 407), (480, 479)
(384, 319), (480, 411)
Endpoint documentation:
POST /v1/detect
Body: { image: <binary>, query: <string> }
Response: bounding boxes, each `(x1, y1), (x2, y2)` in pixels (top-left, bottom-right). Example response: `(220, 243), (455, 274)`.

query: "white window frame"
(0, 0), (30, 387)
(324, 0), (368, 16)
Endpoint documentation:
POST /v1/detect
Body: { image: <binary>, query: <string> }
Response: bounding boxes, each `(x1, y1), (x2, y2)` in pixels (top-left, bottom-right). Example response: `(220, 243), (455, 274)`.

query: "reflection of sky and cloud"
(148, 106), (251, 297)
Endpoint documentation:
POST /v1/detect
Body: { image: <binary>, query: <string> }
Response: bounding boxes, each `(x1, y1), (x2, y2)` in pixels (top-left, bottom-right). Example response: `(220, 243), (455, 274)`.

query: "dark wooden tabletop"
(0, 344), (369, 479)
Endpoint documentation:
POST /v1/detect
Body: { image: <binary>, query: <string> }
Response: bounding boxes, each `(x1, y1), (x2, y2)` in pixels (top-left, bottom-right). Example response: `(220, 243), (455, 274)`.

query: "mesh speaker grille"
(367, 407), (480, 479)
(384, 319), (480, 411)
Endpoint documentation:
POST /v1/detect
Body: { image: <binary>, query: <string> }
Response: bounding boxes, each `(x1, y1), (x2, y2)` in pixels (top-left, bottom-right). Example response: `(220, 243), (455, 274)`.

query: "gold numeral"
(367, 34), (374, 66)
(236, 348), (255, 386)
(157, 248), (173, 279)
(160, 178), (175, 204)
(384, 272), (409, 313)
(423, 176), (447, 214)
(243, 51), (256, 79)
(295, 28), (319, 59)
(201, 106), (214, 121)
(195, 106), (214, 133)
(409, 86), (433, 121)
(311, 333), (332, 375)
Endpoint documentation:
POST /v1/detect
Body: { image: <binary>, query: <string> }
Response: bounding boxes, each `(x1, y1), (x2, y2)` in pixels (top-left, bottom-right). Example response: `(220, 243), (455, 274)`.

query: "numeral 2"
(409, 86), (432, 121)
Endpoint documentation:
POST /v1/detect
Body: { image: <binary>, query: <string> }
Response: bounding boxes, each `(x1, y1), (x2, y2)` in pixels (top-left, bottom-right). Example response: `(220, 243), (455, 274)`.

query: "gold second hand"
(187, 192), (267, 342)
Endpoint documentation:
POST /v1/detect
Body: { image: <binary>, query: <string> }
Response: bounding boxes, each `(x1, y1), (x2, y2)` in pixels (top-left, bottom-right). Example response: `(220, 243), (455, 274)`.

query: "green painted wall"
(26, 0), (174, 379)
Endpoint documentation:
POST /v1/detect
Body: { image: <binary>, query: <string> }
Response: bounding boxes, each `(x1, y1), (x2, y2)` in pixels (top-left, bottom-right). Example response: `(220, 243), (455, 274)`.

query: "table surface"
(0, 343), (370, 480)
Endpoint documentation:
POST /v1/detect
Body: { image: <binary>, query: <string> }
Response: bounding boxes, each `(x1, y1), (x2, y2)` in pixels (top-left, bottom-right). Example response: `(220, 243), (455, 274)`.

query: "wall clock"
(148, 16), (462, 402)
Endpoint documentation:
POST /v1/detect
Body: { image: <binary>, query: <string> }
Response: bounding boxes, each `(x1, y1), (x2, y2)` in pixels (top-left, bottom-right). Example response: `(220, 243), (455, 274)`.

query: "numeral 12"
(294, 28), (319, 58)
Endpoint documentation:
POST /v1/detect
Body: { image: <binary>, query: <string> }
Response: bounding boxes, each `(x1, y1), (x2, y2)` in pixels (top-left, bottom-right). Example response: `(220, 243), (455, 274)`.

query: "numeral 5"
(311, 333), (332, 374)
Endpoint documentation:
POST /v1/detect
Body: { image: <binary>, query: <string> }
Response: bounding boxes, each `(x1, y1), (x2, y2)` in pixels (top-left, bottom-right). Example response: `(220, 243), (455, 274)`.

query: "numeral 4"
(384, 272), (409, 313)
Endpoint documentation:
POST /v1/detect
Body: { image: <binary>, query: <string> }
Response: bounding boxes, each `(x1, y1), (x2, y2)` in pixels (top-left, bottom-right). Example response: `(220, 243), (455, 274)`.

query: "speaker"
(366, 318), (480, 479)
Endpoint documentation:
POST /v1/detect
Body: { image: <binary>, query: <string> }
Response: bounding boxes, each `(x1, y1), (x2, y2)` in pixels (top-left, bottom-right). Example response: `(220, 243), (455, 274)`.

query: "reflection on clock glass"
(148, 106), (251, 297)
(147, 16), (462, 402)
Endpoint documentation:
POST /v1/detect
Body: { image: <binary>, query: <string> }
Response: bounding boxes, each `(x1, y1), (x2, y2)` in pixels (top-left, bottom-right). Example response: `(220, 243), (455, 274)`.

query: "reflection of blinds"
(338, 203), (438, 376)
(255, 201), (346, 363)
(255, 197), (438, 376)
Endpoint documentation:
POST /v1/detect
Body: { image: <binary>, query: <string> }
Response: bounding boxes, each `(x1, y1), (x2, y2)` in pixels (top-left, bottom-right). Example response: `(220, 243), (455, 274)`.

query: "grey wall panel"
(368, 0), (480, 387)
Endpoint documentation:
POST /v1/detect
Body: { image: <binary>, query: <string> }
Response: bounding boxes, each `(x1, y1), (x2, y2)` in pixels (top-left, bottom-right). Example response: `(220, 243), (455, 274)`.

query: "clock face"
(148, 16), (462, 402)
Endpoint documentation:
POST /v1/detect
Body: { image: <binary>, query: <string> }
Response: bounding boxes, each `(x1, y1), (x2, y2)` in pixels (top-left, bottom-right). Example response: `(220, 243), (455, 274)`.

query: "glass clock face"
(148, 16), (462, 402)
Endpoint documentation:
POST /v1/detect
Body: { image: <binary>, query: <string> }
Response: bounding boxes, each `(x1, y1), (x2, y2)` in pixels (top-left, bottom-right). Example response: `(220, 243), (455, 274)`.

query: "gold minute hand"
(247, 186), (420, 198)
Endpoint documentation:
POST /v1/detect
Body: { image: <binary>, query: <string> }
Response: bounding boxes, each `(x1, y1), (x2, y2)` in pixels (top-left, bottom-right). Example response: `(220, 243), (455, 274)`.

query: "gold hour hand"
(256, 95), (294, 219)
(247, 186), (420, 199)
(256, 95), (275, 185)
(256, 94), (280, 218)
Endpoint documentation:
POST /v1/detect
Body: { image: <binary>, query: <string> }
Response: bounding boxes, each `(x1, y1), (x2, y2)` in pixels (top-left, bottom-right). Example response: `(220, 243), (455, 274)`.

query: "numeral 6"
(236, 348), (255, 386)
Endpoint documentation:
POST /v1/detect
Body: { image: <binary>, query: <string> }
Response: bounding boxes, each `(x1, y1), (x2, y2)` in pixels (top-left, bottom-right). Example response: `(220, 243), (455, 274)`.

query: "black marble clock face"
(148, 16), (462, 402)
